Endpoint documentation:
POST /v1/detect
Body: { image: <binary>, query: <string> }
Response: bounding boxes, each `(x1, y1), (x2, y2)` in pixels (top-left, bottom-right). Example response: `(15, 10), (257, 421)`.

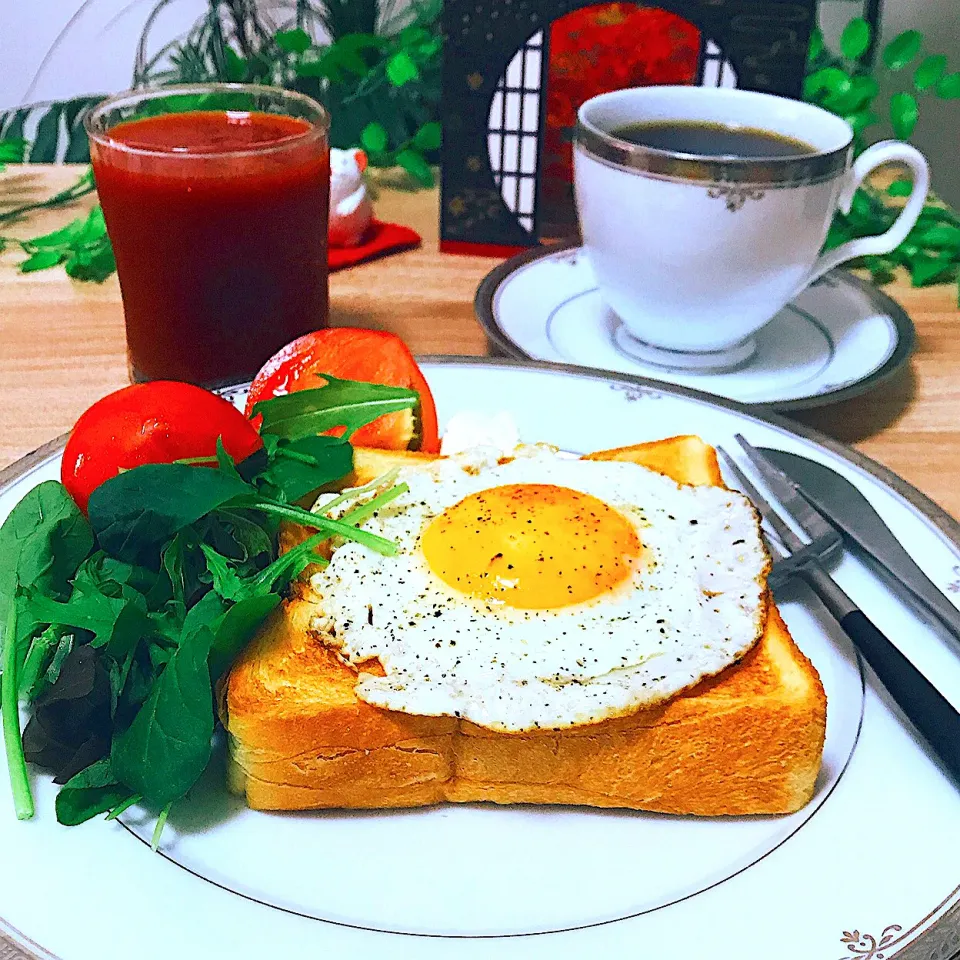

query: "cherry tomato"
(62, 381), (263, 513)
(245, 328), (440, 453)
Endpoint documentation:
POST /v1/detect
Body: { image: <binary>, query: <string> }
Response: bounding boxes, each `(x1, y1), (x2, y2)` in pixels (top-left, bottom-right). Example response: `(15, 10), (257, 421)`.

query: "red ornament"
(542, 4), (701, 222)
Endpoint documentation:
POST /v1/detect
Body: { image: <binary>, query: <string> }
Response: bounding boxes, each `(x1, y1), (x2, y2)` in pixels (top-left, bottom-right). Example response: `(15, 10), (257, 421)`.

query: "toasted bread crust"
(223, 436), (826, 815)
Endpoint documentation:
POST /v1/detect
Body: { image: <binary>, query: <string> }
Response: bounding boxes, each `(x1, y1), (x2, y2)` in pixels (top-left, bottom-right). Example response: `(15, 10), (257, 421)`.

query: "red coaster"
(328, 220), (422, 271)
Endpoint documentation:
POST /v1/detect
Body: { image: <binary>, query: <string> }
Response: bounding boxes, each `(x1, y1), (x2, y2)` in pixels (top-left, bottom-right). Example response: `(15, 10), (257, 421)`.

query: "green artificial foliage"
(2, 9), (960, 298)
(132, 0), (442, 185)
(804, 17), (960, 299)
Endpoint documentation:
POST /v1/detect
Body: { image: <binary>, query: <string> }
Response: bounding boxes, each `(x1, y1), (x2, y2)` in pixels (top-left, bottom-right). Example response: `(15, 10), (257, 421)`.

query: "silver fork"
(719, 435), (960, 784)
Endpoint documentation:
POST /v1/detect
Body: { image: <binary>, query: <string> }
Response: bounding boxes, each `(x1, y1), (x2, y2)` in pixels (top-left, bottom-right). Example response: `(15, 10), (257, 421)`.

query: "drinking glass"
(86, 83), (330, 387)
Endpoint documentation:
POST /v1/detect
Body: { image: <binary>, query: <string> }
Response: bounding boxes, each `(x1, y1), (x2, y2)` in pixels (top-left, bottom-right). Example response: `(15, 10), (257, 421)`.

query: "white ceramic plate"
(0, 359), (957, 960)
(475, 245), (915, 412)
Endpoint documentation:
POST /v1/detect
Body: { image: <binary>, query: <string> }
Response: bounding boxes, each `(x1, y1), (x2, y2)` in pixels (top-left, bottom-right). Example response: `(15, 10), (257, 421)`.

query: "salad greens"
(0, 375), (418, 840)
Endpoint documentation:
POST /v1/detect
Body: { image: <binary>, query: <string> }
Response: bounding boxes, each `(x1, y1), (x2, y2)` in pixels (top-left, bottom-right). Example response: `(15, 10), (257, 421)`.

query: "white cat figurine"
(329, 148), (373, 247)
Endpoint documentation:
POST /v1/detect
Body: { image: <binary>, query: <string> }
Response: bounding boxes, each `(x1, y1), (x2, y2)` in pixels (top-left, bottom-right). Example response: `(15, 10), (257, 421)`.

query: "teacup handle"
(798, 141), (930, 293)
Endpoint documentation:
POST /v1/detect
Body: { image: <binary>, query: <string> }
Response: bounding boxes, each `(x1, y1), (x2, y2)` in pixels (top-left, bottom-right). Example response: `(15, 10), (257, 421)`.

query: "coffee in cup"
(574, 86), (929, 372)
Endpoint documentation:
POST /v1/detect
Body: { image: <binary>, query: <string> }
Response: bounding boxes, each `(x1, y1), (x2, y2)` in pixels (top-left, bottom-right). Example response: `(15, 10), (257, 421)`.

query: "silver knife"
(760, 447), (960, 640)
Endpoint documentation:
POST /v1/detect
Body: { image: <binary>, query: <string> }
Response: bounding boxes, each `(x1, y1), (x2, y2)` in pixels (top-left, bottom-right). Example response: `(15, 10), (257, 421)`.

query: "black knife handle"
(803, 564), (960, 785)
(801, 563), (960, 783)
(838, 609), (960, 780)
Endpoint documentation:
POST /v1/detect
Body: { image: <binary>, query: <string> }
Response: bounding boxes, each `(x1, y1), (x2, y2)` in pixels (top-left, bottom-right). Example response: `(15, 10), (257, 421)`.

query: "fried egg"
(308, 444), (768, 732)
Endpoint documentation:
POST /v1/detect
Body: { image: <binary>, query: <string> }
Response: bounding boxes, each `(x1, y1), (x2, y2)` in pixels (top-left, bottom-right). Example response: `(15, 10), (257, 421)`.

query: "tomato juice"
(88, 91), (330, 387)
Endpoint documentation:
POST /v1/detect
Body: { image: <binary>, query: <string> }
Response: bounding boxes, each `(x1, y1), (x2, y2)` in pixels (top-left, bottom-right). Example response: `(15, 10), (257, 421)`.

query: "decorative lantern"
(440, 0), (820, 254)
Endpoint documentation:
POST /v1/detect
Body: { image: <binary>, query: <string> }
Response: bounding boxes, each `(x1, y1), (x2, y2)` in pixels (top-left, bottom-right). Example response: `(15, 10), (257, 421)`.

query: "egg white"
(308, 445), (769, 732)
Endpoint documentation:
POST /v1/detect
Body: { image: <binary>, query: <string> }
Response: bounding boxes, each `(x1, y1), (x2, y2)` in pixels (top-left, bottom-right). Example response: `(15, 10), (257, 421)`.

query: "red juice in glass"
(86, 85), (330, 387)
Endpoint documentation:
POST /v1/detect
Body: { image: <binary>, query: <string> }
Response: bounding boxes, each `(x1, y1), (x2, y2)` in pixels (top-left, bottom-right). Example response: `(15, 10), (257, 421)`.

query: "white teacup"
(574, 86), (929, 372)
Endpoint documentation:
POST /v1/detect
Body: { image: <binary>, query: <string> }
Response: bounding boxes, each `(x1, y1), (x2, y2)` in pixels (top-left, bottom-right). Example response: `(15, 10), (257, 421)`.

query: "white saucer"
(475, 244), (915, 411)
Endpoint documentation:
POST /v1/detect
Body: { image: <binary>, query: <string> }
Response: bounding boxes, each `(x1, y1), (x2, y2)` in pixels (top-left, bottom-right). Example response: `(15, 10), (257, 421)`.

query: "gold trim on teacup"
(575, 120), (851, 188)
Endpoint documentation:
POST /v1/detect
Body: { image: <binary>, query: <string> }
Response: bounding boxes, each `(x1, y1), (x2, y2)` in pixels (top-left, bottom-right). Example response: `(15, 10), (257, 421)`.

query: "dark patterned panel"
(440, 0), (817, 249)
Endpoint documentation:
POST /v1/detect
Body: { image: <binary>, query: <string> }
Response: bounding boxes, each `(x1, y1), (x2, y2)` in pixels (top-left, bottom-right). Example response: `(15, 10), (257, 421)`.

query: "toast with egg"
(221, 436), (826, 816)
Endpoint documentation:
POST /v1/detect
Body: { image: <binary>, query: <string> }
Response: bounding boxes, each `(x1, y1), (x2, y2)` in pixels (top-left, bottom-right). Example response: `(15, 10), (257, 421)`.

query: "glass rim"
(84, 82), (330, 160)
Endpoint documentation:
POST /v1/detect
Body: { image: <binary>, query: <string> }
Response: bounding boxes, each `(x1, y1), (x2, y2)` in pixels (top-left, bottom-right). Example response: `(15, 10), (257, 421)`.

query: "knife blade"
(760, 447), (960, 640)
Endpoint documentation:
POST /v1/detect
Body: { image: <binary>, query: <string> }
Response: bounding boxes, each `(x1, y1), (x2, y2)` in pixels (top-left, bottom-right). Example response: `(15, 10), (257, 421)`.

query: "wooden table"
(2, 165), (960, 517)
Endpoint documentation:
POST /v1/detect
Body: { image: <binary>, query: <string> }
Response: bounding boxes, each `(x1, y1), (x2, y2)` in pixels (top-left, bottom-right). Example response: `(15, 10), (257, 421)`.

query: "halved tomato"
(245, 328), (440, 453)
(62, 381), (263, 513)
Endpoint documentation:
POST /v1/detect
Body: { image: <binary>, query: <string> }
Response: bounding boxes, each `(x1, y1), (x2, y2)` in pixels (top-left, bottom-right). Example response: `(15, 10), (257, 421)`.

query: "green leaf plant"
(3, 10), (959, 299)
(805, 17), (960, 302)
(133, 0), (442, 184)
(0, 0), (442, 281)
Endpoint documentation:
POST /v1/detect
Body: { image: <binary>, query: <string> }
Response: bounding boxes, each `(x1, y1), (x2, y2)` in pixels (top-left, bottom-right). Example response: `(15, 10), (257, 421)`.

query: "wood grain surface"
(2, 164), (960, 519)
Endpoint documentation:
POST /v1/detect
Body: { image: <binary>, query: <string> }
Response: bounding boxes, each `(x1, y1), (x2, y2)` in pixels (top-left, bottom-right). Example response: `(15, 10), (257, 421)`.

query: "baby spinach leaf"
(256, 435), (353, 503)
(0, 481), (92, 611)
(251, 375), (418, 443)
(55, 757), (132, 826)
(111, 625), (215, 807)
(182, 591), (227, 640)
(0, 482), (91, 820)
(209, 594), (282, 682)
(88, 465), (253, 563)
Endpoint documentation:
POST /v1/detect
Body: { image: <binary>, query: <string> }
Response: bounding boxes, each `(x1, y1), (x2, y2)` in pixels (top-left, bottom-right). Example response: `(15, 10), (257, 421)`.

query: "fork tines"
(716, 439), (843, 568)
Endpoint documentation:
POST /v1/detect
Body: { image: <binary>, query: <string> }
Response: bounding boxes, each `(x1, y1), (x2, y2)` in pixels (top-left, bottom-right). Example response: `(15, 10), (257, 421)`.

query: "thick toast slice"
(222, 436), (826, 815)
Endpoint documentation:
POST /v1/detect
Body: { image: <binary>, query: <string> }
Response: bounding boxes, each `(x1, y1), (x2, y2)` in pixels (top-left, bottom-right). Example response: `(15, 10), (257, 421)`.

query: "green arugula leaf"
(88, 464), (253, 563)
(200, 545), (248, 602)
(55, 757), (133, 826)
(252, 375), (418, 443)
(215, 437), (243, 482)
(77, 552), (164, 607)
(112, 625), (215, 807)
(23, 580), (150, 654)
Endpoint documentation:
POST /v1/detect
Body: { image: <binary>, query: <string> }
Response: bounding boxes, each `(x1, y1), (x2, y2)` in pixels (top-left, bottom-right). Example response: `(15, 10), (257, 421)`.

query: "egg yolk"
(420, 483), (641, 609)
